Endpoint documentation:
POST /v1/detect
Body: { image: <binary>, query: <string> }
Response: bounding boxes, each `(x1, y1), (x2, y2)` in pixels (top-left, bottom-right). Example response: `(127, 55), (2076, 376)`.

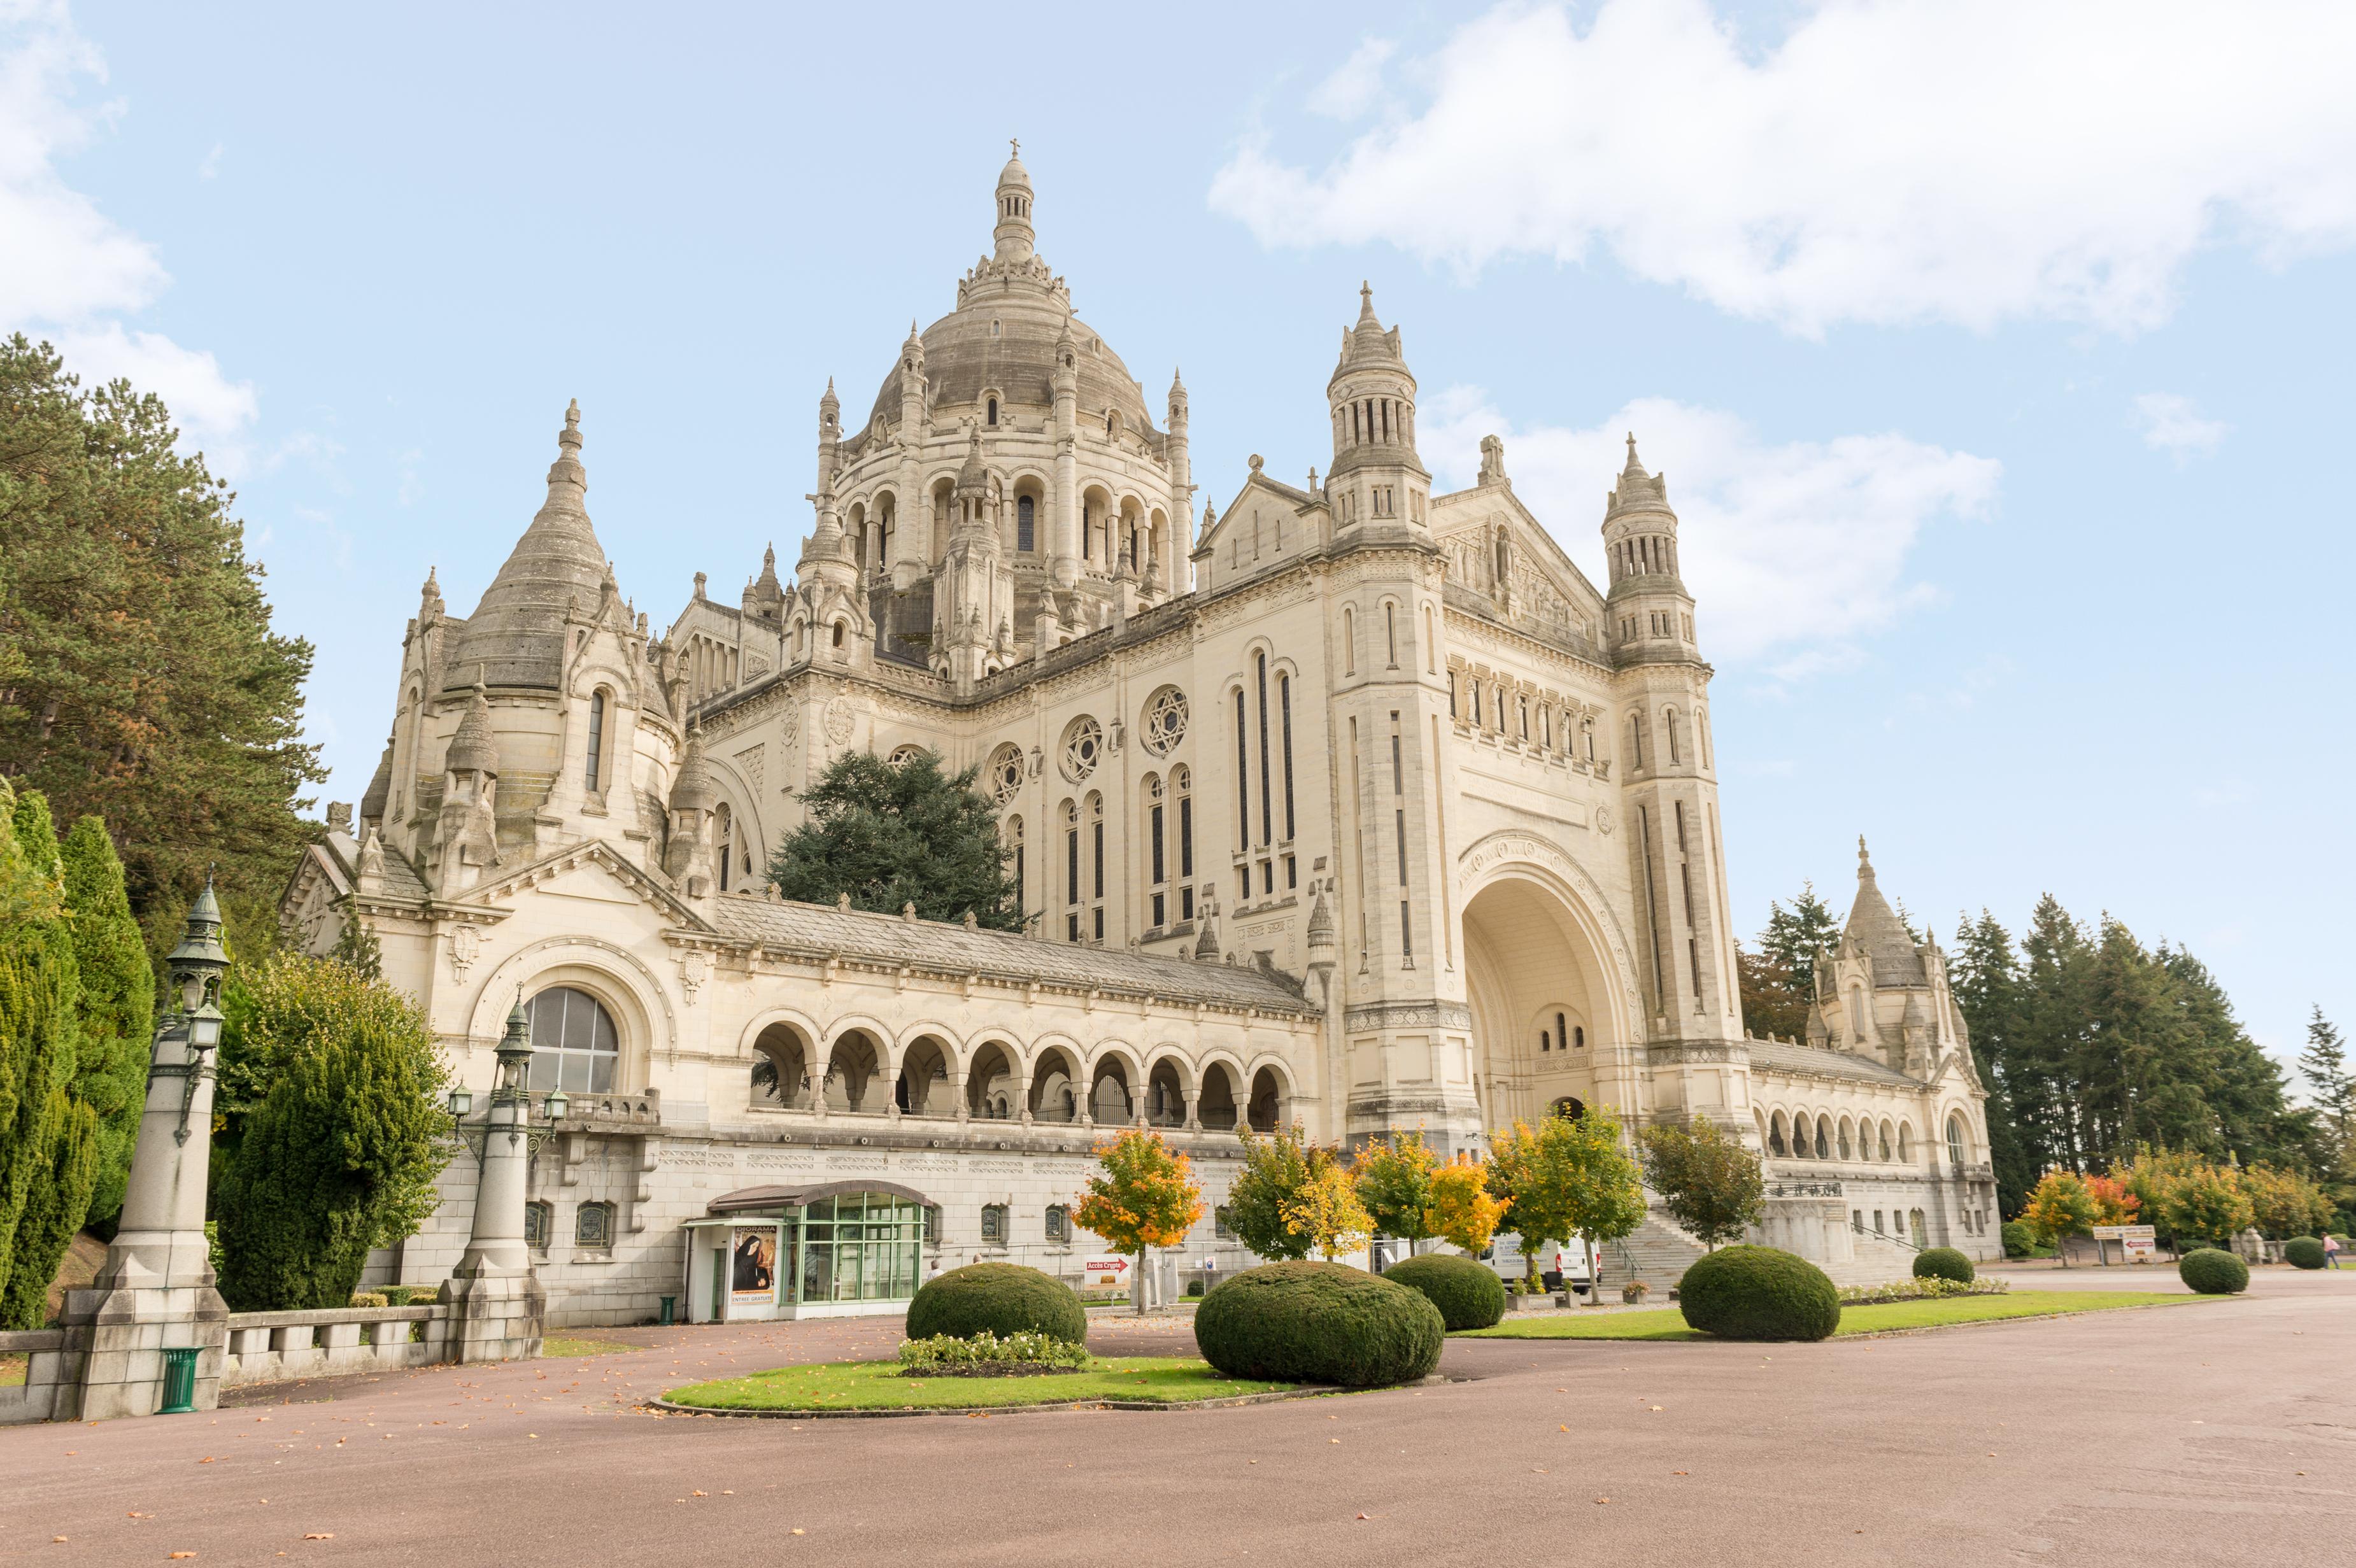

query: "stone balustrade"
(219, 1304), (455, 1388)
(0, 1329), (71, 1425)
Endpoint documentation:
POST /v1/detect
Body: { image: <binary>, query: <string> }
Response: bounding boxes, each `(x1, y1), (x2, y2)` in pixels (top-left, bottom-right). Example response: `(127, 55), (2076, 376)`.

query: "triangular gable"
(467, 838), (714, 932)
(1194, 468), (1324, 563)
(1432, 481), (1606, 621)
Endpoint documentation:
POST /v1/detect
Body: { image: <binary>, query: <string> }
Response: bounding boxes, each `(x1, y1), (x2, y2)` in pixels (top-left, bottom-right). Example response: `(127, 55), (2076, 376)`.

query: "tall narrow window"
(1384, 602), (1398, 667)
(987, 397), (998, 426)
(1254, 655), (1273, 846)
(1082, 499), (1092, 560)
(1148, 777), (1167, 929)
(1423, 604), (1437, 673)
(1557, 1012), (1570, 1056)
(1009, 816), (1025, 903)
(714, 803), (733, 893)
(1064, 801), (1081, 943)
(1343, 607), (1356, 675)
(1278, 672), (1295, 840)
(1628, 713), (1644, 770)
(1176, 765), (1195, 920)
(1668, 710), (1682, 765)
(1017, 495), (1035, 553)
(585, 691), (606, 793)
(1089, 795), (1105, 943)
(1233, 689), (1249, 852)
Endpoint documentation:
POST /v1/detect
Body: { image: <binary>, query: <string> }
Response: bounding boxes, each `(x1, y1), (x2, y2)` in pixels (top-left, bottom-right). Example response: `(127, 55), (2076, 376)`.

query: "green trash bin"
(658, 1296), (676, 1327)
(159, 1347), (199, 1414)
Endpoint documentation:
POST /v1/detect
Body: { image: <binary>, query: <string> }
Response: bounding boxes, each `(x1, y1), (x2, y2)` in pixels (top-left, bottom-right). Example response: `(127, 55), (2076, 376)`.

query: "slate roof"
(1843, 845), (1929, 986)
(1745, 1036), (1918, 1088)
(321, 830), (432, 902)
(703, 894), (1314, 1015)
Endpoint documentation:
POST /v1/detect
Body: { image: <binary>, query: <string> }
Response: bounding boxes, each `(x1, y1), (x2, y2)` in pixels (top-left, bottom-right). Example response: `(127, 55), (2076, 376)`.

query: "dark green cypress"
(58, 816), (152, 1229)
(0, 782), (85, 1326)
(765, 747), (1025, 929)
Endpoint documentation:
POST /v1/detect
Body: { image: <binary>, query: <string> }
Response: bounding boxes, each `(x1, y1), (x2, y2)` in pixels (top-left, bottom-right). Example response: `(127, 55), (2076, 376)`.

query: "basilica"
(281, 148), (1999, 1326)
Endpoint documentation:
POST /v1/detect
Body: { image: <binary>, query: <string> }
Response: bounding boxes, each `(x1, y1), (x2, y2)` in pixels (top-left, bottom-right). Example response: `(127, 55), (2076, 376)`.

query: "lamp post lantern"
(441, 991), (549, 1362)
(54, 877), (236, 1419)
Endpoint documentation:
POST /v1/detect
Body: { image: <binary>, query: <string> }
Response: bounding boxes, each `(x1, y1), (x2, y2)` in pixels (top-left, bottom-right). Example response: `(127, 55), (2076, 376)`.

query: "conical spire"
(1606, 430), (1670, 518)
(445, 679), (499, 775)
(668, 725), (717, 814)
(1356, 280), (1380, 330)
(1843, 836), (1925, 985)
(446, 401), (613, 691)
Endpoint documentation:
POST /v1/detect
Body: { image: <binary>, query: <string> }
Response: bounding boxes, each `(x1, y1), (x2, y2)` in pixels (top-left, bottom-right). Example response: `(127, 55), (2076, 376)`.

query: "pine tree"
(58, 815), (153, 1229)
(2299, 1008), (2353, 1145)
(2015, 896), (2096, 1169)
(1950, 910), (2034, 1213)
(0, 782), (89, 1327)
(1740, 882), (1841, 1041)
(213, 953), (449, 1311)
(0, 337), (325, 959)
(766, 748), (1023, 929)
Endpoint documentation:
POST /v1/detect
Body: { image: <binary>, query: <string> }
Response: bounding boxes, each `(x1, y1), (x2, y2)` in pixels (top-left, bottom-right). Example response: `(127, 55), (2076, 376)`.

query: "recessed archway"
(1463, 871), (1620, 1132)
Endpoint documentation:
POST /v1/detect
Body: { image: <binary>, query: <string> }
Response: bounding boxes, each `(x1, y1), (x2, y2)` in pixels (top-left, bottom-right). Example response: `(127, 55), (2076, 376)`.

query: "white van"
(1484, 1234), (1597, 1295)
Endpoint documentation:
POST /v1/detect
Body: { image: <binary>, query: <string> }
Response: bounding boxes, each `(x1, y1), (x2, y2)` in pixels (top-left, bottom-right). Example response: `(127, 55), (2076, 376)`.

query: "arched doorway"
(1461, 872), (1622, 1133)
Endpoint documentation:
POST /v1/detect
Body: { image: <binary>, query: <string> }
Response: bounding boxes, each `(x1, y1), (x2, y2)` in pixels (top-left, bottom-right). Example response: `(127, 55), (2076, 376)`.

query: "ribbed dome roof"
(446, 401), (611, 693)
(865, 299), (1154, 439)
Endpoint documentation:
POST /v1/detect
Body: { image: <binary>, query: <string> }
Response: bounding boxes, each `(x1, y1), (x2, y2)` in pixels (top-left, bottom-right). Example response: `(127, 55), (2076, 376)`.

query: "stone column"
(54, 885), (234, 1420)
(441, 998), (548, 1364)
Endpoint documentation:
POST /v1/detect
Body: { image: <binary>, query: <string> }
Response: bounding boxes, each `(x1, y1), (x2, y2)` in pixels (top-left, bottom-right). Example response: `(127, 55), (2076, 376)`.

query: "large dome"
(863, 149), (1157, 441)
(866, 298), (1156, 439)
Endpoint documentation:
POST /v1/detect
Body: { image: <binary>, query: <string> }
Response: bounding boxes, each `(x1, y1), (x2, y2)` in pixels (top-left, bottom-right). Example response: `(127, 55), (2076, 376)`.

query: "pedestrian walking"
(2325, 1233), (2343, 1269)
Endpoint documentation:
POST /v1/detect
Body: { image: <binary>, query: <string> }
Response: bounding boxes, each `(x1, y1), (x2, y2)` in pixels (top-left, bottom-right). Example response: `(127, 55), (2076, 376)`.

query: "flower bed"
(897, 1331), (1091, 1377)
(1837, 1276), (2009, 1307)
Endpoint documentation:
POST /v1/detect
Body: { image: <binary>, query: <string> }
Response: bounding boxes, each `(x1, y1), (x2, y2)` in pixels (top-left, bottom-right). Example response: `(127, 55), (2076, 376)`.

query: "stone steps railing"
(221, 1304), (455, 1390)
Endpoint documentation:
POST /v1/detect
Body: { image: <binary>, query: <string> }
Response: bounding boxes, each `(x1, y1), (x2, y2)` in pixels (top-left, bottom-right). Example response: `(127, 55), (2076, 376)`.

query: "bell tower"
(1326, 283), (1430, 540)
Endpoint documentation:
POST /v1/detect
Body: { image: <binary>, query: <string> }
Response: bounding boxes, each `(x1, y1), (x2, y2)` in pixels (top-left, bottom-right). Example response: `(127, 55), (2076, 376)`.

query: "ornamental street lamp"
(157, 876), (231, 1143)
(450, 992), (565, 1164)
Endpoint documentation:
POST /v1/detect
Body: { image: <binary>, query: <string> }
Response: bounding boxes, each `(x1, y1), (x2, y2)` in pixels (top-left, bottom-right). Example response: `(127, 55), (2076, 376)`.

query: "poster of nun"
(729, 1227), (779, 1306)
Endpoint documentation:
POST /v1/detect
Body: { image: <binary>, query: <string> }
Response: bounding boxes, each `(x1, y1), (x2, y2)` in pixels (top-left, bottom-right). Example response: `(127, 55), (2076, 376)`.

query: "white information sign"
(1083, 1256), (1130, 1289)
(2091, 1224), (2157, 1262)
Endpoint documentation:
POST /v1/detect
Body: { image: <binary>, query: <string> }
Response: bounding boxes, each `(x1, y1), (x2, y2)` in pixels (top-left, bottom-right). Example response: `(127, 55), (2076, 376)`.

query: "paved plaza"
(6, 1268), (2350, 1567)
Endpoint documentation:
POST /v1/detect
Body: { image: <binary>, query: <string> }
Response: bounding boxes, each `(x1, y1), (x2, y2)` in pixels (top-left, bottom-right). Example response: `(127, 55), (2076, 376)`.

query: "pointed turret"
(446, 401), (613, 691)
(1326, 281), (1426, 519)
(1843, 838), (1927, 985)
(1601, 430), (1696, 659)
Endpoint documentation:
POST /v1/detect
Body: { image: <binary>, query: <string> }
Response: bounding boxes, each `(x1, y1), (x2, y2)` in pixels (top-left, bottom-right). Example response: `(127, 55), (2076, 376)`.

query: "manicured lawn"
(542, 1334), (638, 1359)
(1459, 1290), (2211, 1341)
(665, 1355), (1293, 1411)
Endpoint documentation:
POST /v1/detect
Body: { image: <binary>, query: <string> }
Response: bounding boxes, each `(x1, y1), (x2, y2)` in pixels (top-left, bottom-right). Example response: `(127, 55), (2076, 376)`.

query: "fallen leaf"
(1594, 1497), (1610, 1505)
(1673, 1471), (1689, 1476)
(791, 1529), (805, 1536)
(693, 1490), (707, 1497)
(198, 1457), (218, 1464)
(52, 1537), (66, 1544)
(304, 1534), (333, 1541)
(171, 1555), (198, 1561)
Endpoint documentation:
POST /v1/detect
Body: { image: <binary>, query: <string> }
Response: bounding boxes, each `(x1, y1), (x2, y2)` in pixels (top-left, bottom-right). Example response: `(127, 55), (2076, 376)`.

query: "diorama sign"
(730, 1227), (779, 1304)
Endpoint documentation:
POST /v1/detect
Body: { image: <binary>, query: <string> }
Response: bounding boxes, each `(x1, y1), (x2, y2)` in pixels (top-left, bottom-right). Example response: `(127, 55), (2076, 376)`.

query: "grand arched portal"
(1461, 873), (1626, 1134)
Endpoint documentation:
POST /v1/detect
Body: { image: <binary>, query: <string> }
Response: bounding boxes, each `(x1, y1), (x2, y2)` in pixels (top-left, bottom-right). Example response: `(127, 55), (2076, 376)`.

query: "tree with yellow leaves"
(1073, 1129), (1203, 1315)
(1424, 1158), (1508, 1256)
(1282, 1161), (1374, 1261)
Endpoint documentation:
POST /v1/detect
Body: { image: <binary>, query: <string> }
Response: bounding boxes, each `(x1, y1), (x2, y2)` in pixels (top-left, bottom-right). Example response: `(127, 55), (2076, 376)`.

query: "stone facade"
(285, 148), (1998, 1325)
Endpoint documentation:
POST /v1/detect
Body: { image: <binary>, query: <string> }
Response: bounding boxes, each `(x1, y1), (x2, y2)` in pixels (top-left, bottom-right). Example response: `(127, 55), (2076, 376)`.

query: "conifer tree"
(58, 815), (153, 1229)
(0, 337), (324, 957)
(0, 782), (90, 1327)
(213, 953), (449, 1311)
(765, 748), (1023, 929)
(1738, 884), (1840, 1040)
(1950, 910), (2033, 1213)
(2300, 1008), (2353, 1145)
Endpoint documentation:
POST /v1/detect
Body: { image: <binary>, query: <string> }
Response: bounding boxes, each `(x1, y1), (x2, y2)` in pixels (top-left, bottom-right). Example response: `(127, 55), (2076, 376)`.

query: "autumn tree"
(2082, 1173), (2140, 1227)
(0, 337), (324, 957)
(1488, 1106), (1647, 1297)
(1424, 1159), (1508, 1256)
(1351, 1129), (1440, 1254)
(2157, 1161), (2253, 1250)
(1072, 1129), (1202, 1314)
(766, 748), (1024, 929)
(1637, 1115), (1764, 1250)
(1282, 1161), (1373, 1262)
(2020, 1168), (2096, 1264)
(1221, 1125), (1320, 1262)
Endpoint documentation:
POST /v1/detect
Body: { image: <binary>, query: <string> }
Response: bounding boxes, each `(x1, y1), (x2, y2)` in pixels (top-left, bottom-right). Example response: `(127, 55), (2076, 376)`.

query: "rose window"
(1060, 717), (1103, 782)
(1142, 687), (1188, 756)
(989, 744), (1025, 805)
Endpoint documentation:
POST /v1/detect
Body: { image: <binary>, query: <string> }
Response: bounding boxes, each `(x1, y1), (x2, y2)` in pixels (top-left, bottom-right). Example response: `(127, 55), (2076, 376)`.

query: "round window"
(988, 744), (1025, 805)
(1060, 717), (1103, 782)
(1141, 687), (1188, 756)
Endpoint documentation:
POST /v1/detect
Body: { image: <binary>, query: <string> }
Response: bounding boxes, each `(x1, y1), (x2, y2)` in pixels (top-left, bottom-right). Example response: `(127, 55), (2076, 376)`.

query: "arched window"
(1556, 1012), (1569, 1058)
(575, 1201), (613, 1248)
(1146, 774), (1167, 929)
(1253, 654), (1274, 845)
(1837, 1119), (1852, 1161)
(1847, 987), (1868, 1040)
(523, 1201), (551, 1249)
(1666, 709), (1682, 765)
(1768, 1114), (1787, 1157)
(1044, 1204), (1069, 1243)
(1897, 1124), (1913, 1162)
(1278, 670), (1296, 840)
(1343, 607), (1357, 675)
(526, 985), (618, 1094)
(1813, 1117), (1831, 1160)
(987, 397), (998, 427)
(1088, 793), (1105, 943)
(1174, 765), (1194, 921)
(1017, 495), (1035, 553)
(714, 803), (734, 893)
(1947, 1115), (1967, 1166)
(1233, 687), (1249, 852)
(1384, 602), (1398, 667)
(1062, 800), (1081, 943)
(1879, 1121), (1893, 1161)
(1007, 815), (1025, 902)
(1423, 603), (1437, 673)
(585, 690), (607, 793)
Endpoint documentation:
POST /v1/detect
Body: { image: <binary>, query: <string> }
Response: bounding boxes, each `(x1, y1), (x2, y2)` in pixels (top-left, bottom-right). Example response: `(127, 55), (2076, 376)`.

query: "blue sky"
(8, 1), (2351, 1076)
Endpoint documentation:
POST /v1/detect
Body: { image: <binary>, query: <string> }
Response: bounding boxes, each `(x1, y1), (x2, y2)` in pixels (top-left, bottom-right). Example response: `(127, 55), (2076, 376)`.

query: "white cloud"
(1212, 1), (2356, 335)
(0, 3), (255, 456)
(1419, 387), (2001, 679)
(1306, 38), (1396, 122)
(2133, 392), (2227, 463)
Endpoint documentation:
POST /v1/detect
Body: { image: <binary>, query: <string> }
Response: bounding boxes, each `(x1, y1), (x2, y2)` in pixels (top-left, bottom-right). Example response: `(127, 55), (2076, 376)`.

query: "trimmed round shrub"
(2178, 1248), (2250, 1295)
(2282, 1236), (2327, 1270)
(1195, 1261), (1444, 1387)
(1913, 1247), (1976, 1284)
(905, 1262), (1087, 1345)
(1677, 1246), (1841, 1342)
(1382, 1252), (1507, 1331)
(2000, 1220), (2034, 1259)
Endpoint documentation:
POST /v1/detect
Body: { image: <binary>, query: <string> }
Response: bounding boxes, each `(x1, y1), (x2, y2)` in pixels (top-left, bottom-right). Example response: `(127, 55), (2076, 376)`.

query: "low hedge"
(1676, 1246), (1840, 1341)
(1195, 1261), (1444, 1387)
(2282, 1236), (2327, 1270)
(1382, 1253), (1507, 1331)
(905, 1262), (1088, 1345)
(2177, 1248), (2249, 1295)
(2000, 1220), (2034, 1259)
(1913, 1247), (1975, 1284)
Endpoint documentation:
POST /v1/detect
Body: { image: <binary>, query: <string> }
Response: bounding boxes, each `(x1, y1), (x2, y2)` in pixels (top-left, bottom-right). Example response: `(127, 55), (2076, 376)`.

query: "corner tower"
(1326, 284), (1430, 540)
